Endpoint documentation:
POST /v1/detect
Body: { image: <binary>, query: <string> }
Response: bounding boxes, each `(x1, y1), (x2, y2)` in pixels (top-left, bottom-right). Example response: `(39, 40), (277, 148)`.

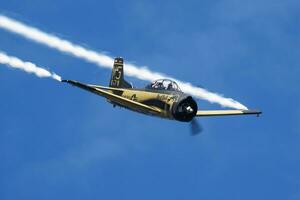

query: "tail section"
(109, 57), (132, 88)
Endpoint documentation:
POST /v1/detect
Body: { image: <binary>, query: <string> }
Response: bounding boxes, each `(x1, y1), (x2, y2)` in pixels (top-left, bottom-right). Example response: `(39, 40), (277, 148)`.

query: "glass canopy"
(146, 79), (181, 91)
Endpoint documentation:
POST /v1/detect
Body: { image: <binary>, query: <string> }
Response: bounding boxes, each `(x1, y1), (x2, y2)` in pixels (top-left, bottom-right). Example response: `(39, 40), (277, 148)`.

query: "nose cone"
(185, 106), (194, 113)
(172, 96), (198, 122)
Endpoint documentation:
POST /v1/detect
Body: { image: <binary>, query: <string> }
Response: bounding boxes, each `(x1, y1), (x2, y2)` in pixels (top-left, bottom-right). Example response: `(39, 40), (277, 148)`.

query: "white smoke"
(0, 52), (61, 82)
(0, 15), (248, 110)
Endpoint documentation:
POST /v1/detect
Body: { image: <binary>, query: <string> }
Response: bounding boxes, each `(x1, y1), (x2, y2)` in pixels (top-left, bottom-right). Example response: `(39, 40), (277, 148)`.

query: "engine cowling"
(172, 96), (198, 122)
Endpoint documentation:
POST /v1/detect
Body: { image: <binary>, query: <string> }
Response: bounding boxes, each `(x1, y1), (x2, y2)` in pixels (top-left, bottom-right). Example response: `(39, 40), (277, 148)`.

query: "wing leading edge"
(196, 110), (262, 117)
(62, 80), (162, 114)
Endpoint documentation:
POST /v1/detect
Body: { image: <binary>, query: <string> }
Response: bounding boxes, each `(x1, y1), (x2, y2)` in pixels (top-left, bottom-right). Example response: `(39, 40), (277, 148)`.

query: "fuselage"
(61, 79), (199, 122)
(105, 87), (198, 122)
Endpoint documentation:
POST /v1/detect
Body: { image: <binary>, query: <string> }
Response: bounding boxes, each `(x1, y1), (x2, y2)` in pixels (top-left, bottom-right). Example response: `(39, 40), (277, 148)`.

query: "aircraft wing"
(196, 110), (262, 117)
(62, 80), (162, 114)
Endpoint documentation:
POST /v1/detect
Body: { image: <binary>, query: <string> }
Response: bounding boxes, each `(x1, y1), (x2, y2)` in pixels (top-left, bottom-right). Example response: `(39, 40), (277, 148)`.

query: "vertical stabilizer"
(109, 57), (132, 88)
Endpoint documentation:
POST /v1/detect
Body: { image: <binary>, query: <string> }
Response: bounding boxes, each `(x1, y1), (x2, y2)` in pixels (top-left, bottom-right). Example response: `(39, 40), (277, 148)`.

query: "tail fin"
(109, 57), (132, 88)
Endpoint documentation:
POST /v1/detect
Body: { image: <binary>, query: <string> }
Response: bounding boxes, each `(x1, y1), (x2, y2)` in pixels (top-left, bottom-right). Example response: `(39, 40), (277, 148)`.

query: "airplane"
(62, 57), (261, 134)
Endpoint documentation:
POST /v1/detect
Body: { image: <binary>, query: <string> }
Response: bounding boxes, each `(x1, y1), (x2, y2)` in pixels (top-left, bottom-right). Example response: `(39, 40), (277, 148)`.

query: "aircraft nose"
(185, 106), (194, 113)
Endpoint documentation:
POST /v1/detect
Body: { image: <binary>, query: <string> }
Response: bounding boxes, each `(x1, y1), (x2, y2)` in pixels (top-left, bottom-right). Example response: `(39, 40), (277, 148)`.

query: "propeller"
(190, 119), (203, 135)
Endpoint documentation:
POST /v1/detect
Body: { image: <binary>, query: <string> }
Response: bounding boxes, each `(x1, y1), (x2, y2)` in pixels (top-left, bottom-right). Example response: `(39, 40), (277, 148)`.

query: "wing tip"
(62, 79), (73, 83)
(61, 80), (78, 85)
(242, 109), (262, 116)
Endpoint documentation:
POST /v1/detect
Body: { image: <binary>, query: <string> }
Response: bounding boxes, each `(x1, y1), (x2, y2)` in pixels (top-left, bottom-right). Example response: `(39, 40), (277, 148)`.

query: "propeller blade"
(190, 119), (203, 135)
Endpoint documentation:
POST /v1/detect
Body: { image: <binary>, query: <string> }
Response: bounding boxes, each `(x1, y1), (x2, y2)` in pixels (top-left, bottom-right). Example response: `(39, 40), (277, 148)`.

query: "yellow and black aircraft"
(62, 57), (261, 134)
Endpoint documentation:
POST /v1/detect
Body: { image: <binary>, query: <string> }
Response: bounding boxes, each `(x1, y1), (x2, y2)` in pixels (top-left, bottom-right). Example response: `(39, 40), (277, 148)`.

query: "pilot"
(167, 83), (173, 90)
(157, 82), (164, 89)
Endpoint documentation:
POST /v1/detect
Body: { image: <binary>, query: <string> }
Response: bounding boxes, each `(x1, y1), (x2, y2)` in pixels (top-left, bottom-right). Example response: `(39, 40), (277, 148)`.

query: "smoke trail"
(0, 15), (247, 110)
(0, 52), (61, 81)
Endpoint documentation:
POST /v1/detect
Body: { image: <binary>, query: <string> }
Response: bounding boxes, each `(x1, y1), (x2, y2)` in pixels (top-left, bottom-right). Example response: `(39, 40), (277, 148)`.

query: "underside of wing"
(196, 110), (262, 117)
(62, 80), (162, 114)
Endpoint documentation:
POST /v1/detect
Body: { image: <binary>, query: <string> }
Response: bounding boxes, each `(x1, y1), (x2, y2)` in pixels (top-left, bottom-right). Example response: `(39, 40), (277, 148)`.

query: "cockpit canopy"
(146, 79), (181, 91)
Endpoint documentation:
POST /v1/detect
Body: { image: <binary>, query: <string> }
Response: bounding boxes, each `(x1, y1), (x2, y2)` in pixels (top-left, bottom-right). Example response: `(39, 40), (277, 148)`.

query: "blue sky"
(0, 0), (299, 199)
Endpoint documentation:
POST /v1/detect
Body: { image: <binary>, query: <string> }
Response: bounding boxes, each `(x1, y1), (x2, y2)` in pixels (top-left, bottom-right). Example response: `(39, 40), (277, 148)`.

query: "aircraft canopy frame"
(146, 79), (182, 91)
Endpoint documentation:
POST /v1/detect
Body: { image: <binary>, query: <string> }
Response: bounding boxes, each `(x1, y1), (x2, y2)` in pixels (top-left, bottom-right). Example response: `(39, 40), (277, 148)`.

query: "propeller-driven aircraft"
(62, 57), (261, 134)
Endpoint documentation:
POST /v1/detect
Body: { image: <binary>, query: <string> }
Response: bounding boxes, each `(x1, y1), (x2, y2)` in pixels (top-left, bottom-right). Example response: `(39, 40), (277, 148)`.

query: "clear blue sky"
(0, 0), (299, 199)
